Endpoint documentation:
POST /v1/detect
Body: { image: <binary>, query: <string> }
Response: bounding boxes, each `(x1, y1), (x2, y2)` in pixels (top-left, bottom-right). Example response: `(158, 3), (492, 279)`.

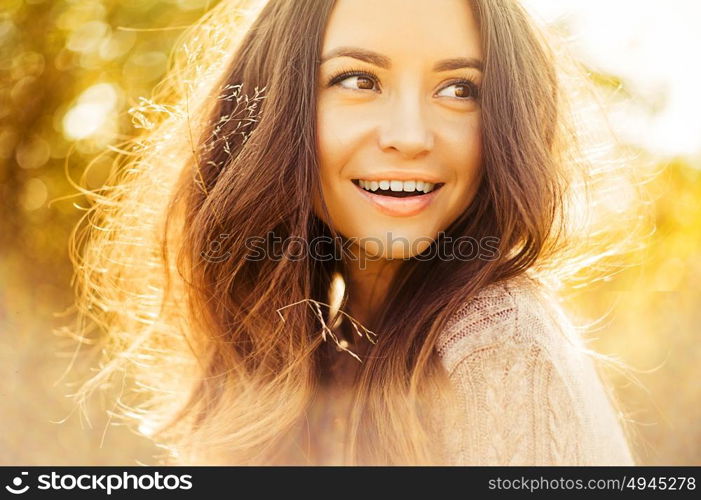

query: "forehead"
(321, 0), (482, 61)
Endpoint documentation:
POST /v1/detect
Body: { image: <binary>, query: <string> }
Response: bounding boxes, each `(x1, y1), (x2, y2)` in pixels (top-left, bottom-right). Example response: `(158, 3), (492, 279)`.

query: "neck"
(342, 248), (402, 327)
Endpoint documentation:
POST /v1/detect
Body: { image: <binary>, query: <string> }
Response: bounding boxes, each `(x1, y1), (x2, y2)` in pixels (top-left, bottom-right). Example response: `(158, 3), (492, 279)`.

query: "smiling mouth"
(351, 179), (446, 198)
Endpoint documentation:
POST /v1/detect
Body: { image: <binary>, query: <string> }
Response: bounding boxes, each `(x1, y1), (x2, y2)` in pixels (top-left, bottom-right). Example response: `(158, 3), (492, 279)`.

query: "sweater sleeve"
(435, 277), (636, 466)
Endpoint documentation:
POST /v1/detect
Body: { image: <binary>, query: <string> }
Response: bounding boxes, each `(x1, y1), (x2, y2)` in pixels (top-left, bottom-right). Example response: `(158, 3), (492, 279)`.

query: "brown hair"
(66, 0), (646, 465)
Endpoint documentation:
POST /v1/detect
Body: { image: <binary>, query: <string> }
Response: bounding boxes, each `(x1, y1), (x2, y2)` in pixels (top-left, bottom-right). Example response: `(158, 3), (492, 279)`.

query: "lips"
(351, 179), (445, 217)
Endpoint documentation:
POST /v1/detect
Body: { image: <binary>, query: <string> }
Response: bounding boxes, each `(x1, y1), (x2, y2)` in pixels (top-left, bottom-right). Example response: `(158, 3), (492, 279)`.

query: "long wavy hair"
(64, 0), (649, 464)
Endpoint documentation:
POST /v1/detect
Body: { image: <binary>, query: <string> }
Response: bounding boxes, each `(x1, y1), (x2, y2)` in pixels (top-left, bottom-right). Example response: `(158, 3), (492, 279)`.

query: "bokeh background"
(1, 0), (699, 465)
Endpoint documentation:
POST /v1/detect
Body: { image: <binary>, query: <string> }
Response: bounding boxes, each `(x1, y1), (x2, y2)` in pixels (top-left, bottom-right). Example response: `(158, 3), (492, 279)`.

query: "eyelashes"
(326, 67), (381, 90)
(325, 66), (481, 101)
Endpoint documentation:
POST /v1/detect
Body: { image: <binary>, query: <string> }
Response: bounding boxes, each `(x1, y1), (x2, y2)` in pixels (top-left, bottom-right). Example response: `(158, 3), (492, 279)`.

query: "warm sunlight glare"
(524, 0), (701, 158)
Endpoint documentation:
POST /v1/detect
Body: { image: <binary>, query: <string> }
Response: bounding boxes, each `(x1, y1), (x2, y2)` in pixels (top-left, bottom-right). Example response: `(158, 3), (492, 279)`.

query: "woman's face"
(315, 0), (483, 260)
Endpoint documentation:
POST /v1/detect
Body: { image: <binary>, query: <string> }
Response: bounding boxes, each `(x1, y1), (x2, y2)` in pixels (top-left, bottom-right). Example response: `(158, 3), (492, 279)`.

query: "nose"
(377, 86), (434, 159)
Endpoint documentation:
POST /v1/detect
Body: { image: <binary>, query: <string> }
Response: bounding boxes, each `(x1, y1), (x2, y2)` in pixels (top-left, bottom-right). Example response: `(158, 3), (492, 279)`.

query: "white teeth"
(357, 179), (439, 194)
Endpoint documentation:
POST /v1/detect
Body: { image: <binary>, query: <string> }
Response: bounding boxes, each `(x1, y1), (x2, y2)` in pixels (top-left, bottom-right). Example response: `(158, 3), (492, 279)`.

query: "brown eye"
(455, 84), (470, 98)
(328, 70), (381, 92)
(338, 75), (377, 91)
(437, 80), (479, 101)
(356, 76), (375, 90)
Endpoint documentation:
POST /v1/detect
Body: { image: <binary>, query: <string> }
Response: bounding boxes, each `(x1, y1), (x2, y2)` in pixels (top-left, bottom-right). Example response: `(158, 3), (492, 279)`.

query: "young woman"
(69, 0), (643, 465)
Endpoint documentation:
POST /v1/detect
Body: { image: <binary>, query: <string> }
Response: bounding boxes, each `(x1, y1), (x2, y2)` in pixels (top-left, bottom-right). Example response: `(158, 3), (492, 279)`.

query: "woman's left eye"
(436, 81), (480, 101)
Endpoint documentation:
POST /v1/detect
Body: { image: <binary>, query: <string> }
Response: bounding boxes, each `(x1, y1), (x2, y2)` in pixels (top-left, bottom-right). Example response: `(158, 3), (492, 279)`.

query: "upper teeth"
(358, 179), (437, 194)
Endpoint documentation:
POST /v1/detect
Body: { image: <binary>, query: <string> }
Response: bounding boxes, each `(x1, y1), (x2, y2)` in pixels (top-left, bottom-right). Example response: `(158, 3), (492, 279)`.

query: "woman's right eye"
(339, 75), (376, 90)
(329, 71), (380, 92)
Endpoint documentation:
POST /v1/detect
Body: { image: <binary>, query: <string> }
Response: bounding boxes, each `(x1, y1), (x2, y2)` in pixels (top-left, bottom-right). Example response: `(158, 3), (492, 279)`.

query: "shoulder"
(432, 273), (635, 465)
(435, 273), (581, 375)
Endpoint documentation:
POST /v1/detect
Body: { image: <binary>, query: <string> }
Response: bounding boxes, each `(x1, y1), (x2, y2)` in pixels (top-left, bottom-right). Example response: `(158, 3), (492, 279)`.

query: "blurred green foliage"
(0, 0), (699, 465)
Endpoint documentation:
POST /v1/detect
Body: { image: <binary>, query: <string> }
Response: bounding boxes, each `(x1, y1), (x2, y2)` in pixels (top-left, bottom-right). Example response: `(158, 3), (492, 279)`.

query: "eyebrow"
(319, 46), (484, 72)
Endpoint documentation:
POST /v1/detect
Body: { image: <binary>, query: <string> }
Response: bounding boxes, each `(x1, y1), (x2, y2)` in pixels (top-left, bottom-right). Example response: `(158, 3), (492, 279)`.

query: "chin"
(351, 228), (436, 261)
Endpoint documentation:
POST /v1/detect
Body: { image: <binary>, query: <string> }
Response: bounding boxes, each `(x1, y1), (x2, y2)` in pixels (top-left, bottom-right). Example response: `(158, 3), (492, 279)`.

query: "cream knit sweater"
(433, 274), (635, 465)
(307, 274), (636, 465)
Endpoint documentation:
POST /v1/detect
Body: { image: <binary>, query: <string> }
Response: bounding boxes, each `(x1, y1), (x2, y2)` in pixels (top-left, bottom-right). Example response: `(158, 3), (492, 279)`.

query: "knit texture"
(433, 274), (635, 465)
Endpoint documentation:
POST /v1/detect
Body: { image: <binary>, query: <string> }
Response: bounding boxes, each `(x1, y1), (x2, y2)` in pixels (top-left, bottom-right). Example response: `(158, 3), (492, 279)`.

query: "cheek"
(315, 99), (374, 221)
(314, 105), (336, 210)
(444, 118), (483, 218)
(314, 102), (355, 227)
(453, 114), (482, 164)
(316, 107), (334, 177)
(458, 127), (482, 184)
(316, 109), (350, 192)
(316, 100), (371, 172)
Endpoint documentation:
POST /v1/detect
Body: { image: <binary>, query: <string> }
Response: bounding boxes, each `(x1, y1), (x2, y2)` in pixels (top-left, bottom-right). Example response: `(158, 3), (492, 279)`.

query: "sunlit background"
(1, 0), (699, 464)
